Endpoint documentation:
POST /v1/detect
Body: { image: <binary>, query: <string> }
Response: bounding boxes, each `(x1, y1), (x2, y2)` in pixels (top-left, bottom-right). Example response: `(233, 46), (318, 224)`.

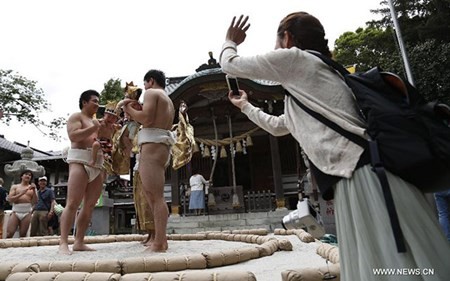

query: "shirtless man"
(6, 170), (37, 238)
(58, 89), (104, 254)
(123, 69), (175, 252)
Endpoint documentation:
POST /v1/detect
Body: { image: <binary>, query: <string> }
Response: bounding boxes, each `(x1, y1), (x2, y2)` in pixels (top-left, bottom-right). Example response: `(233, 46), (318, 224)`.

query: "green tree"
(96, 78), (123, 119)
(334, 0), (450, 103)
(369, 0), (450, 44)
(333, 26), (401, 73)
(0, 69), (66, 141)
(100, 78), (123, 104)
(408, 40), (450, 104)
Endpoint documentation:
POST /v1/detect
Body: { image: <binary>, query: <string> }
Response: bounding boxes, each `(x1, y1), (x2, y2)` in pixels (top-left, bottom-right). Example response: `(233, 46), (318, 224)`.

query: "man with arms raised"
(122, 70), (175, 252)
(58, 90), (104, 254)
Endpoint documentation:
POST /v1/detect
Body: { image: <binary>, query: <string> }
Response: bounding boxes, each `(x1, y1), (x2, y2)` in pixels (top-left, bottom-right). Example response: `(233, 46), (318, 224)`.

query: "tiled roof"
(166, 68), (281, 95)
(0, 136), (52, 159)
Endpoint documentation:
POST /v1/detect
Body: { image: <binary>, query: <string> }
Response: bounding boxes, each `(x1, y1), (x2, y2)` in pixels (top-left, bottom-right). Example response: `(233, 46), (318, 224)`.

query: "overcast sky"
(0, 0), (382, 152)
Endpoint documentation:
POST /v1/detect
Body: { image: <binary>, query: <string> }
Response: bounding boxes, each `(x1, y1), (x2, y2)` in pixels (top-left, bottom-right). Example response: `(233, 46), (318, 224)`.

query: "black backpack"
(287, 51), (450, 253)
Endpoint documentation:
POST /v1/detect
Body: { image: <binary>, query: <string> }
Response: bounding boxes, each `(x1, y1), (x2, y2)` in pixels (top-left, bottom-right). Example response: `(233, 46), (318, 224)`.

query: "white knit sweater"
(220, 40), (367, 178)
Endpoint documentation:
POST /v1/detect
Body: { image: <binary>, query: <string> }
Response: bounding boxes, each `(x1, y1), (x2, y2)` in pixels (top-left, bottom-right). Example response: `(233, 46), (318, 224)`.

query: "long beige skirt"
(335, 165), (450, 281)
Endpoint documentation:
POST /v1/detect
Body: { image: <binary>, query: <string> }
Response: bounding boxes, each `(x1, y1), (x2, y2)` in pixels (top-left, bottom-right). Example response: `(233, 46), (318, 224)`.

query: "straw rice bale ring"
(273, 228), (285, 235)
(224, 234), (236, 241)
(256, 236), (267, 244)
(253, 229), (269, 236)
(316, 243), (331, 258)
(71, 261), (97, 272)
(277, 239), (293, 251)
(166, 255), (207, 271)
(293, 229), (315, 243)
(86, 236), (103, 243)
(221, 230), (232, 234)
(281, 263), (340, 281)
(18, 240), (30, 247)
(244, 235), (255, 243)
(250, 235), (259, 244)
(256, 241), (279, 257)
(191, 234), (207, 240)
(169, 234), (183, 240)
(220, 249), (241, 266)
(120, 257), (147, 274)
(239, 247), (261, 260)
(37, 239), (51, 246)
(4, 272), (36, 281)
(40, 260), (121, 274)
(120, 271), (257, 281)
(11, 241), (22, 247)
(5, 272), (122, 281)
(0, 262), (22, 281)
(233, 248), (256, 262)
(121, 256), (168, 274)
(47, 261), (75, 272)
(28, 240), (38, 247)
(236, 234), (249, 242)
(206, 232), (221, 240)
(47, 239), (59, 246)
(202, 251), (225, 268)
(328, 249), (340, 264)
(232, 229), (249, 234)
(101, 236), (117, 243)
(115, 234), (138, 242)
(324, 246), (336, 258)
(0, 240), (13, 248)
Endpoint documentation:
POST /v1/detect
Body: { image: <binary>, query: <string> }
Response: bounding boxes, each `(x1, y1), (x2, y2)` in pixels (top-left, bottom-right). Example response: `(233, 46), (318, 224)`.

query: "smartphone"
(226, 75), (240, 96)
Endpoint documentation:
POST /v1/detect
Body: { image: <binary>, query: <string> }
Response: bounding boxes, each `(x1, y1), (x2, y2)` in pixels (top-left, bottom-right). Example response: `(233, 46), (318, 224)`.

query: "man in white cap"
(30, 176), (56, 236)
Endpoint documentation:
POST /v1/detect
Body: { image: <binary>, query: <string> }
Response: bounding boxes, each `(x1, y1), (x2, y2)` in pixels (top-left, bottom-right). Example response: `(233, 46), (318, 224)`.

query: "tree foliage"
(333, 0), (450, 104)
(0, 69), (66, 141)
(97, 78), (124, 119)
(100, 78), (123, 105)
(408, 40), (450, 104)
(334, 27), (401, 72)
(369, 0), (450, 43)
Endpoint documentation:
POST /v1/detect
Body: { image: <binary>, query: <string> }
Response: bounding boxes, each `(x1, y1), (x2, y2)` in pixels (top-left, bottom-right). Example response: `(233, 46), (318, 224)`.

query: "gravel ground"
(0, 235), (328, 281)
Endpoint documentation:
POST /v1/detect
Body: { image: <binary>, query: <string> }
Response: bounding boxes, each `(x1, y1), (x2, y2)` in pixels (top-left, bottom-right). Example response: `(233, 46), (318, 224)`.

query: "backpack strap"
(292, 51), (407, 253)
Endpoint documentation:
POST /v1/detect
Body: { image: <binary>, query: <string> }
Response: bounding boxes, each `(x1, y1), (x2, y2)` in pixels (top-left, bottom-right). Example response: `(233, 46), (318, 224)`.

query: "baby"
(89, 103), (121, 166)
(116, 81), (142, 121)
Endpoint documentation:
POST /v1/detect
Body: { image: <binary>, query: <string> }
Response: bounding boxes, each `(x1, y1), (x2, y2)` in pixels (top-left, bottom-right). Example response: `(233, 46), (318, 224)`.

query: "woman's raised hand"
(226, 15), (251, 45)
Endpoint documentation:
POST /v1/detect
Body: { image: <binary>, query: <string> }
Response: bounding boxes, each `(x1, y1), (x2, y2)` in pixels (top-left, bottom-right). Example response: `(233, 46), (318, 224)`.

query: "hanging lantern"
(193, 142), (200, 153)
(246, 135), (253, 146)
(235, 140), (243, 153)
(203, 145), (210, 158)
(220, 146), (227, 158)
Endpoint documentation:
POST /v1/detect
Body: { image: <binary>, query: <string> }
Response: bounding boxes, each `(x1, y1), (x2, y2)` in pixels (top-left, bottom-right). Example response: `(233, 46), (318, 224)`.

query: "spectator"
(220, 12), (450, 280)
(189, 168), (209, 215)
(30, 176), (55, 236)
(0, 177), (8, 238)
(434, 189), (450, 241)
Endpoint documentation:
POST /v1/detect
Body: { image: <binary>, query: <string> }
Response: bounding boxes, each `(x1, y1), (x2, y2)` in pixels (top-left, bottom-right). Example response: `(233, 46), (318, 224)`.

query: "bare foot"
(72, 243), (96, 251)
(58, 243), (72, 255)
(145, 242), (168, 252)
(142, 231), (155, 247)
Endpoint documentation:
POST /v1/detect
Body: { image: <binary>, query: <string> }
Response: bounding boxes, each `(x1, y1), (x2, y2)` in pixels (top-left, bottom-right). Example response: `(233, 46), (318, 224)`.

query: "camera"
(226, 75), (240, 96)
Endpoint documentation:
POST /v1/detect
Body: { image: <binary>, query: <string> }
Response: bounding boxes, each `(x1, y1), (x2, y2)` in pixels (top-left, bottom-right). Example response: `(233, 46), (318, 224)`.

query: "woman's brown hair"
(277, 12), (332, 58)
